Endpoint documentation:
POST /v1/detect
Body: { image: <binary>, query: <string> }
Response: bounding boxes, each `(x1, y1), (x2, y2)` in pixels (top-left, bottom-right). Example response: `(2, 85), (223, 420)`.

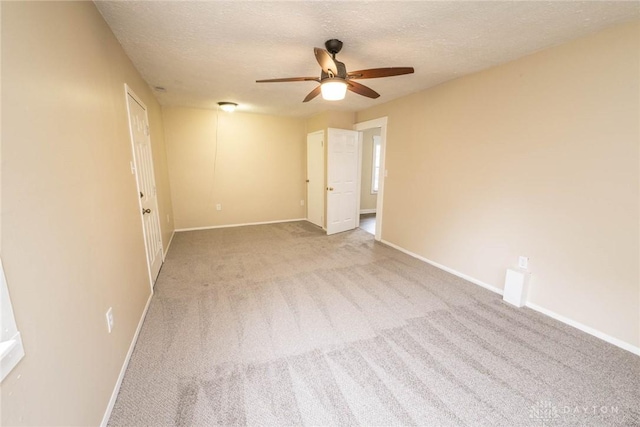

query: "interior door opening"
(357, 129), (381, 236)
(354, 117), (387, 241)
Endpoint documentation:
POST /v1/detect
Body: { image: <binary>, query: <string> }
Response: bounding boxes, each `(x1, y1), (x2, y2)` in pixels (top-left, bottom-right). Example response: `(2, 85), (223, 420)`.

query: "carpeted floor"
(359, 213), (376, 235)
(108, 221), (639, 426)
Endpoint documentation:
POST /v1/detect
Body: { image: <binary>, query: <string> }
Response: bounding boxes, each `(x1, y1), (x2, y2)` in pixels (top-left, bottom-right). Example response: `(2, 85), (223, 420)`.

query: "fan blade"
(314, 47), (338, 75)
(256, 77), (320, 83)
(347, 80), (380, 99)
(348, 67), (414, 79)
(303, 86), (322, 103)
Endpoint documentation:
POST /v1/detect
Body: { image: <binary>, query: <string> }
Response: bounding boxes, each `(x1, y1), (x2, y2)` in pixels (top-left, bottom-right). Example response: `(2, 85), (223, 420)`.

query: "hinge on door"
(130, 161), (136, 174)
(145, 125), (150, 136)
(321, 140), (324, 147)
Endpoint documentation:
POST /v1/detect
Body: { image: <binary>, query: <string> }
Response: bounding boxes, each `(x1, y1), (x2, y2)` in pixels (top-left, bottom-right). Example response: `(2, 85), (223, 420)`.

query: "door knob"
(327, 187), (334, 191)
(142, 208), (151, 214)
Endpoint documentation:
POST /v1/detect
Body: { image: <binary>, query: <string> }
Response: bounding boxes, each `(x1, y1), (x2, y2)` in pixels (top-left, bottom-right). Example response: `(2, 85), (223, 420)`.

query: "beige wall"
(360, 128), (380, 211)
(164, 107), (306, 229)
(1, 2), (173, 425)
(306, 110), (355, 134)
(357, 20), (640, 348)
(306, 111), (329, 134)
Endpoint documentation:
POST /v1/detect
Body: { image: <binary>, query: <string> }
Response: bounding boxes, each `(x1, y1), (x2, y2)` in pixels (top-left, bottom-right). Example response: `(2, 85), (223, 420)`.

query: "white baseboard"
(175, 218), (306, 232)
(360, 209), (377, 214)
(163, 230), (175, 261)
(525, 301), (640, 356)
(380, 239), (640, 356)
(101, 293), (153, 427)
(381, 239), (503, 295)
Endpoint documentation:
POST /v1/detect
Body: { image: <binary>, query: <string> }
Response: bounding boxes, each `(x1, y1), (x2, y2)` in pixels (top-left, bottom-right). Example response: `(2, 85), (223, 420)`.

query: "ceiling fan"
(256, 39), (414, 102)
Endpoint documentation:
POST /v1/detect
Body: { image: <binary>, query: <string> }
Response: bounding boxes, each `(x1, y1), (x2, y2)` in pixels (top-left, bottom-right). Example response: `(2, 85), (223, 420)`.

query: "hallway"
(358, 213), (376, 235)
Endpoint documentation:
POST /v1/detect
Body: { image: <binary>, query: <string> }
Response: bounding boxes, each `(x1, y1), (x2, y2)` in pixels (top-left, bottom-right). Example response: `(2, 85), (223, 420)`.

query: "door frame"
(354, 117), (388, 241)
(306, 130), (324, 228)
(124, 84), (163, 291)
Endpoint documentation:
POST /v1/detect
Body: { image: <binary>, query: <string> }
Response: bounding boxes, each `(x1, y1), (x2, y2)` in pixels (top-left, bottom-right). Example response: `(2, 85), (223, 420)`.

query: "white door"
(126, 87), (163, 288)
(306, 131), (324, 228)
(327, 128), (359, 235)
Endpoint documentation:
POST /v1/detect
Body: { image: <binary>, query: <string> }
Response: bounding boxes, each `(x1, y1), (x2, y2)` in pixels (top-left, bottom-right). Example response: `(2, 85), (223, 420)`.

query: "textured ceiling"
(95, 1), (639, 117)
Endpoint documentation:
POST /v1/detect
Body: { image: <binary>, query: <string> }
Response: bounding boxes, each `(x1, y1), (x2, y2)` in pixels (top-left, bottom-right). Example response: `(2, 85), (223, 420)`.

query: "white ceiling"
(95, 1), (639, 118)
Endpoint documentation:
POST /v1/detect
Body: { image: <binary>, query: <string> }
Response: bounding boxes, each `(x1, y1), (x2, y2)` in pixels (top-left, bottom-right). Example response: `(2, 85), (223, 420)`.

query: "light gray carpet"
(108, 221), (639, 426)
(359, 214), (376, 235)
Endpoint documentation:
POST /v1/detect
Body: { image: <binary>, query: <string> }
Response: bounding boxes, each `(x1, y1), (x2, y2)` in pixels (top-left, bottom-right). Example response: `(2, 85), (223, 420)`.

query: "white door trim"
(354, 117), (388, 241)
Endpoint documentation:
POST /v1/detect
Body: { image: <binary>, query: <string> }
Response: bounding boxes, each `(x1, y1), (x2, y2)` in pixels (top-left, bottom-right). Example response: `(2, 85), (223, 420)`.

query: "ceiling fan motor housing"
(321, 60), (347, 80)
(325, 39), (343, 56)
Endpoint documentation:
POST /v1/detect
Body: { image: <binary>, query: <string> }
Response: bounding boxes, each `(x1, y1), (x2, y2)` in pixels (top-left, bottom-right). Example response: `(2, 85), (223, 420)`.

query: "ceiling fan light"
(320, 79), (347, 101)
(218, 102), (238, 112)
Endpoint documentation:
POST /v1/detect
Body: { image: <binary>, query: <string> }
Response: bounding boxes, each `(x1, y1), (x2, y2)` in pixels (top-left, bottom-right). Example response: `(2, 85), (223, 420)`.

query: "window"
(371, 135), (381, 193)
(1, 259), (25, 382)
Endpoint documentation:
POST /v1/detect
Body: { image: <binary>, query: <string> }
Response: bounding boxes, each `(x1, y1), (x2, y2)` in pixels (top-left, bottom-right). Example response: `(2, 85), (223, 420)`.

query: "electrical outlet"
(518, 256), (529, 270)
(216, 204), (222, 211)
(300, 199), (305, 206)
(106, 307), (114, 333)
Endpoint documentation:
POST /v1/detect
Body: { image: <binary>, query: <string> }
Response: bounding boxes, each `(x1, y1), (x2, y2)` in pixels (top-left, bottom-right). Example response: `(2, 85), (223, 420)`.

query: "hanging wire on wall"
(211, 102), (238, 204)
(212, 105), (220, 196)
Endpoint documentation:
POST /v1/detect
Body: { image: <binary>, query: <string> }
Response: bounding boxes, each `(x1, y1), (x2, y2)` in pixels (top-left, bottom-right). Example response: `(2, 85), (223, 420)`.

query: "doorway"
(354, 117), (387, 241)
(358, 129), (381, 236)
